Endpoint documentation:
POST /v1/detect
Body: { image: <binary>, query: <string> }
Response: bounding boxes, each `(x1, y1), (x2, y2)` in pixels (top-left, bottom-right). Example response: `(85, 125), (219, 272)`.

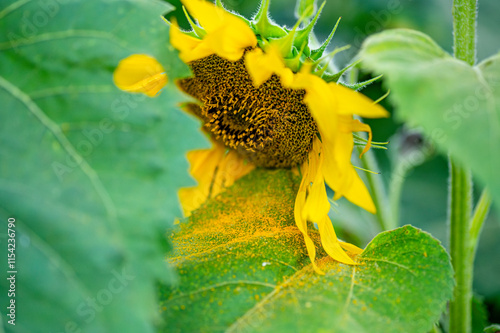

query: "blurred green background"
(169, 0), (500, 323)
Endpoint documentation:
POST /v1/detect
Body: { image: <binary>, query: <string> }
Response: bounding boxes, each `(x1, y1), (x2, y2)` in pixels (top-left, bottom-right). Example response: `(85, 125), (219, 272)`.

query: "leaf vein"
(0, 74), (117, 222)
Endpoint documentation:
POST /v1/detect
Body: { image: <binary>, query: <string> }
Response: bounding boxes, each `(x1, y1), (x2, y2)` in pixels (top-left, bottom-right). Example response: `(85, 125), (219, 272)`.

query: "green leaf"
(159, 169), (314, 332)
(358, 29), (500, 207)
(161, 169), (453, 333)
(294, 0), (317, 22)
(0, 0), (205, 332)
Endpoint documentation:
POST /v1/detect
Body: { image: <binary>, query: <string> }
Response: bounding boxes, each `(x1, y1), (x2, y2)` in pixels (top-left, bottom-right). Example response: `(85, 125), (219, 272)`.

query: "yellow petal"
(294, 187), (324, 275)
(216, 150), (255, 192)
(294, 69), (379, 214)
(172, 0), (257, 62)
(245, 46), (294, 87)
(338, 167), (376, 214)
(181, 0), (234, 32)
(113, 54), (167, 97)
(292, 71), (338, 142)
(170, 22), (213, 63)
(328, 82), (389, 118)
(321, 116), (376, 214)
(179, 144), (226, 216)
(178, 142), (255, 216)
(302, 140), (330, 224)
(323, 146), (376, 213)
(317, 216), (357, 265)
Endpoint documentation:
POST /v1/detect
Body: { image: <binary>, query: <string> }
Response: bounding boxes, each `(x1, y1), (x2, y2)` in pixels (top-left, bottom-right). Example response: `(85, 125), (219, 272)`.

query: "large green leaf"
(161, 169), (453, 333)
(358, 29), (500, 207)
(0, 0), (205, 332)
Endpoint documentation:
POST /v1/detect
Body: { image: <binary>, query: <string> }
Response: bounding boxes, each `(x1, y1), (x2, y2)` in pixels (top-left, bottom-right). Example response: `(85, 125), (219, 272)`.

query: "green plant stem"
(452, 0), (477, 66)
(448, 163), (473, 333)
(469, 189), (491, 262)
(449, 0), (477, 332)
(388, 162), (408, 230)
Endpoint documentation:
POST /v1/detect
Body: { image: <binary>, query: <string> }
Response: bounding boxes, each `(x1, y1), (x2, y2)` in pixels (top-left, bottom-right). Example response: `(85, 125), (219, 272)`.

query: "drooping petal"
(294, 177), (324, 275)
(302, 139), (330, 224)
(171, 0), (257, 62)
(113, 54), (167, 97)
(293, 69), (379, 214)
(322, 127), (376, 214)
(317, 215), (357, 265)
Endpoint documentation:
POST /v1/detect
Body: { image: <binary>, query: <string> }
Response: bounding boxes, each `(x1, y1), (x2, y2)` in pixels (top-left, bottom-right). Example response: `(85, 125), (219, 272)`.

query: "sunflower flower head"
(113, 0), (389, 274)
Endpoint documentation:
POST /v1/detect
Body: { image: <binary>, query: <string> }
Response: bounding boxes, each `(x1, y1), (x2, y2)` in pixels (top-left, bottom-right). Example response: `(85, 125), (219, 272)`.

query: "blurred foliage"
(0, 0), (206, 331)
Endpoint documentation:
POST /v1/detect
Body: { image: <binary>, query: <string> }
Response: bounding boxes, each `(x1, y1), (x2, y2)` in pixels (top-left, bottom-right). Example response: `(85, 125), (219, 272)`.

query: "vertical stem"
(448, 163), (473, 333)
(449, 0), (477, 332)
(452, 0), (477, 66)
(388, 161), (408, 229)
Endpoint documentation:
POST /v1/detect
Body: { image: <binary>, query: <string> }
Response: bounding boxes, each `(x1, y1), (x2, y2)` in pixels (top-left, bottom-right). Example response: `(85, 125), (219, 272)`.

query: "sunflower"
(113, 0), (389, 273)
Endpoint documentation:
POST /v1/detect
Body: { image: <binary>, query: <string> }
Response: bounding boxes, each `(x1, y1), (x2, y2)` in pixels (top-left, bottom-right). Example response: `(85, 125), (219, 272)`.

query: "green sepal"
(293, 1), (325, 54)
(295, 0), (318, 21)
(337, 75), (383, 90)
(321, 57), (358, 82)
(285, 43), (307, 72)
(310, 17), (341, 61)
(252, 0), (287, 39)
(272, 30), (298, 59)
(182, 6), (206, 37)
(312, 45), (351, 78)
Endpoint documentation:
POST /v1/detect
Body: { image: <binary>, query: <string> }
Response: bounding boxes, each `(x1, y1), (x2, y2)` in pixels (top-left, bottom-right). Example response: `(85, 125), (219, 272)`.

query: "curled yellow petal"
(350, 119), (373, 157)
(294, 181), (324, 275)
(113, 54), (167, 97)
(171, 0), (257, 62)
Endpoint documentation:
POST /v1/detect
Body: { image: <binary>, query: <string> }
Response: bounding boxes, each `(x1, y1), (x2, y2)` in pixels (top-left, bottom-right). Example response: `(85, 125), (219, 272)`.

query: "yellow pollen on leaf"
(113, 54), (167, 97)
